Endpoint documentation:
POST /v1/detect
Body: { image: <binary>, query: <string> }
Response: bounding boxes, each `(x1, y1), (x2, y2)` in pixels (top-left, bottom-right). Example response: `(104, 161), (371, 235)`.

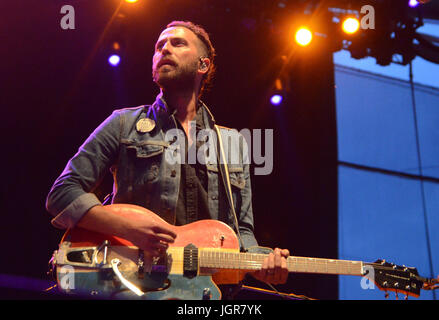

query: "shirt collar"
(152, 91), (215, 128)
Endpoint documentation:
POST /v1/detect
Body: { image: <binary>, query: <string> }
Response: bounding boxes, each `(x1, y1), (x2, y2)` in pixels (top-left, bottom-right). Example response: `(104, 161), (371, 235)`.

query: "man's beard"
(152, 61), (198, 92)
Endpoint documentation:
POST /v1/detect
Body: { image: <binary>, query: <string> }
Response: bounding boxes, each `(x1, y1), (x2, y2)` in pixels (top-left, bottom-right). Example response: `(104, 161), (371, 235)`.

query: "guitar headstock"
(364, 259), (424, 298)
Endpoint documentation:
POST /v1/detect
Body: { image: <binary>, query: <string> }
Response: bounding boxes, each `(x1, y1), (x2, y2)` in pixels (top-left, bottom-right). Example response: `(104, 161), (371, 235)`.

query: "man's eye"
(173, 39), (185, 46)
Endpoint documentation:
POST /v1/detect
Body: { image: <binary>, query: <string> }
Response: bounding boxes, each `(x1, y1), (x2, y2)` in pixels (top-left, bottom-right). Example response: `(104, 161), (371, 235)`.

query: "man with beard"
(46, 21), (290, 292)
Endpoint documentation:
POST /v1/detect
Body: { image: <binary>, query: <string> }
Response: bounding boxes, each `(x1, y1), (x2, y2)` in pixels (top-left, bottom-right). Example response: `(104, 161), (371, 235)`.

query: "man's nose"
(161, 40), (172, 54)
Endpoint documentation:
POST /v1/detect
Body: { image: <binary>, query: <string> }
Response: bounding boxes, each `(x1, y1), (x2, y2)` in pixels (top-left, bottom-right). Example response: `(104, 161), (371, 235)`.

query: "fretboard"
(199, 250), (364, 276)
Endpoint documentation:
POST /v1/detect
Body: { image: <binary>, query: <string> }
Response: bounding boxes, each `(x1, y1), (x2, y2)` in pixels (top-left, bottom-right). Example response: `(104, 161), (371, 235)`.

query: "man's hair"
(166, 20), (216, 97)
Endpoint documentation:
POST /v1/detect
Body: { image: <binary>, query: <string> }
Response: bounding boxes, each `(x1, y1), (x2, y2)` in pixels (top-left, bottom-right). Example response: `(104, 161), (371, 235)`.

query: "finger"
(154, 232), (176, 244)
(267, 252), (275, 270)
(155, 241), (169, 251)
(265, 253), (276, 282)
(152, 225), (177, 239)
(274, 248), (282, 267)
(280, 256), (289, 284)
(259, 254), (270, 279)
(273, 248), (282, 284)
(280, 249), (290, 257)
(156, 246), (168, 256)
(146, 243), (168, 257)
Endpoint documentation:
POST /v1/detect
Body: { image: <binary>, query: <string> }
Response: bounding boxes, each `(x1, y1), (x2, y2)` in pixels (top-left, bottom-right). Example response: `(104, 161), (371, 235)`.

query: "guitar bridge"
(53, 240), (113, 269)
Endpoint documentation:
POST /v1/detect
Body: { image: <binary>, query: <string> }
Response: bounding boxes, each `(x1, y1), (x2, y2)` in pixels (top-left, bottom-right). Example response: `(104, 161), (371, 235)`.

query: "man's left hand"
(251, 248), (290, 284)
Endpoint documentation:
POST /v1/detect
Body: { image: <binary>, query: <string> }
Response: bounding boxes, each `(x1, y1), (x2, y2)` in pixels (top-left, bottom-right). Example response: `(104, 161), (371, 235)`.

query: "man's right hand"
(77, 204), (177, 256)
(124, 213), (177, 256)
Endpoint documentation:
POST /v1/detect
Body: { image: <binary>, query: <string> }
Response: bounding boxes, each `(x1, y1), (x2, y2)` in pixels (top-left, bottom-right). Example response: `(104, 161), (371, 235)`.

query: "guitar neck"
(199, 250), (364, 276)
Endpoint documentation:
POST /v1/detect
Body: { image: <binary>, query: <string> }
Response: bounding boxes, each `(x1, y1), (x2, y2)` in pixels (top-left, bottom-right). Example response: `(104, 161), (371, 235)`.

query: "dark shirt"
(175, 106), (211, 225)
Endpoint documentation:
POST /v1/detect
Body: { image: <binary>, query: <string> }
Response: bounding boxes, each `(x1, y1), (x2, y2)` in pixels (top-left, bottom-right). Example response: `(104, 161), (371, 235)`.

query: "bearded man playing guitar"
(46, 21), (289, 299)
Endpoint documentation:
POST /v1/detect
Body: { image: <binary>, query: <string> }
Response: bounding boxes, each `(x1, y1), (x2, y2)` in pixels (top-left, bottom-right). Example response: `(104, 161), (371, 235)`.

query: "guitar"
(50, 204), (436, 300)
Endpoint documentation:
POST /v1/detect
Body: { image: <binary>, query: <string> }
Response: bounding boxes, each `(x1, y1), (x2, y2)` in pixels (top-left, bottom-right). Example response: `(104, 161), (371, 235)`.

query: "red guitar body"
(53, 204), (244, 300)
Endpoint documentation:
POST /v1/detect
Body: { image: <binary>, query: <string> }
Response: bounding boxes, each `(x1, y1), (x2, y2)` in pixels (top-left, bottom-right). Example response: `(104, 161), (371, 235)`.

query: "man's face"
(152, 26), (204, 91)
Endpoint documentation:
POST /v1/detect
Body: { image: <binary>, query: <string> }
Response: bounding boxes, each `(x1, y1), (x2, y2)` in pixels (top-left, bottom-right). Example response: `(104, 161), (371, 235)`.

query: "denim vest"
(46, 93), (259, 249)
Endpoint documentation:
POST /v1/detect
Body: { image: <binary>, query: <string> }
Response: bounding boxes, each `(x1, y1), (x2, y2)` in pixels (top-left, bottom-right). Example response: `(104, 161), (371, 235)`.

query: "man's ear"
(199, 57), (210, 73)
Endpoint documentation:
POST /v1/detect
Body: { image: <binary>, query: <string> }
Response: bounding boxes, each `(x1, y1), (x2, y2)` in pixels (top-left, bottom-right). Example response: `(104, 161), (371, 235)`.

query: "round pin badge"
(136, 118), (156, 133)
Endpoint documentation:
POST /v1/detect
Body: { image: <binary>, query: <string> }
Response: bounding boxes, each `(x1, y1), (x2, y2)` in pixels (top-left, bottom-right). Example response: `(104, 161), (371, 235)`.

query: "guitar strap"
(200, 101), (246, 252)
(213, 124), (246, 252)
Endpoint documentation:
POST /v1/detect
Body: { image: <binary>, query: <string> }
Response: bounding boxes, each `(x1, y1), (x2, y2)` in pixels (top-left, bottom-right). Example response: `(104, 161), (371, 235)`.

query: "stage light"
(295, 27), (313, 47)
(408, 0), (419, 7)
(113, 42), (121, 51)
(342, 18), (360, 34)
(125, 0), (139, 3)
(108, 54), (121, 67)
(270, 94), (283, 106)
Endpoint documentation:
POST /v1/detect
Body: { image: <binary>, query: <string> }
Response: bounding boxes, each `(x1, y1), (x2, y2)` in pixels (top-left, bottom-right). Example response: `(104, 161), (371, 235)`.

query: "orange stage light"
(295, 27), (313, 47)
(342, 17), (360, 34)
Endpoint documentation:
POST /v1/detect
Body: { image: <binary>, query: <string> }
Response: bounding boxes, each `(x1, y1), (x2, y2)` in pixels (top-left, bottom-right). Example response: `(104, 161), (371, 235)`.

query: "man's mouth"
(157, 59), (177, 68)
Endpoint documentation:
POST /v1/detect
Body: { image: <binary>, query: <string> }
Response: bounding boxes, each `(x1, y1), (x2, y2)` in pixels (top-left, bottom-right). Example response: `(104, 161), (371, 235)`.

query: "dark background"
(0, 0), (345, 299)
